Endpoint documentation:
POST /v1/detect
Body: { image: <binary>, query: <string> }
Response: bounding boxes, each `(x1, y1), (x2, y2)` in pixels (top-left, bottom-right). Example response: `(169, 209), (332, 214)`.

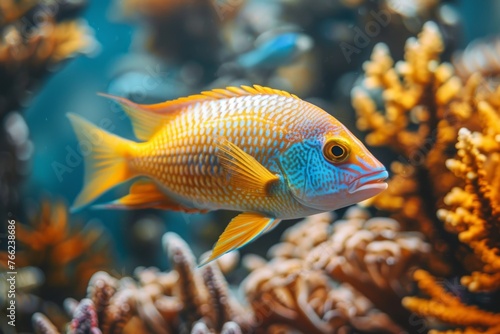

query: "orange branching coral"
(437, 128), (500, 292)
(402, 270), (500, 334)
(0, 200), (112, 300)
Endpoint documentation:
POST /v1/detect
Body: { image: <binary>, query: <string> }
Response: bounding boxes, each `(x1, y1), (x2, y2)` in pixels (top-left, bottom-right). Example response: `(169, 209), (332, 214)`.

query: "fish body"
(68, 85), (388, 264)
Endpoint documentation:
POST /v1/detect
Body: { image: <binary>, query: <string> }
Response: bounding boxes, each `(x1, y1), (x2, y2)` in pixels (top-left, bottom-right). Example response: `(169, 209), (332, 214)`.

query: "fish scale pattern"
(130, 93), (332, 216)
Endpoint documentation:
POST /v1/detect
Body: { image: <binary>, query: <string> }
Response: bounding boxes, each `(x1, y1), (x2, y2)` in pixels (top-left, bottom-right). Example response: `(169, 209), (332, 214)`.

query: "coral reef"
(352, 21), (500, 333)
(32, 209), (430, 333)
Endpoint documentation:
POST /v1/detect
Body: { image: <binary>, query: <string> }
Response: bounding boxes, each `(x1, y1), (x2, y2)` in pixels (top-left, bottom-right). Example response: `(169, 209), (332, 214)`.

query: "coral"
(32, 232), (251, 334)
(353, 21), (500, 333)
(244, 208), (429, 333)
(352, 21), (494, 275)
(437, 128), (500, 292)
(402, 270), (500, 333)
(32, 211), (431, 333)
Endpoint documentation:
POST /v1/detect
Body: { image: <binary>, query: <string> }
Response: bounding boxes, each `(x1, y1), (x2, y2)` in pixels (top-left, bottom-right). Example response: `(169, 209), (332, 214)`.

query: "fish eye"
(323, 138), (350, 163)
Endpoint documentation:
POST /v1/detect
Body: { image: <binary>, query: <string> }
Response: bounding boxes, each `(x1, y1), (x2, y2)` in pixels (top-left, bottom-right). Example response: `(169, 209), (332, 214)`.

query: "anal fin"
(94, 180), (206, 213)
(199, 212), (280, 266)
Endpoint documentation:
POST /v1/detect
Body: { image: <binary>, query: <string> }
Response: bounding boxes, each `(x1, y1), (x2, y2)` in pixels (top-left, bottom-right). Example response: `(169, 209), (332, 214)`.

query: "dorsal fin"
(145, 85), (300, 112)
(99, 85), (300, 141)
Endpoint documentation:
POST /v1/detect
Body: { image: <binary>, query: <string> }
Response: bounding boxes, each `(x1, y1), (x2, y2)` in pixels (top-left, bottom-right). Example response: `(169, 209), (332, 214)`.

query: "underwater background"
(1, 0), (500, 333)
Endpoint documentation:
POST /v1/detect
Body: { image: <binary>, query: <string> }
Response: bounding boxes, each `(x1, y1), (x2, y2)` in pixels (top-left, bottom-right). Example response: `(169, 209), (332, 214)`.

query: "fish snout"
(348, 169), (389, 195)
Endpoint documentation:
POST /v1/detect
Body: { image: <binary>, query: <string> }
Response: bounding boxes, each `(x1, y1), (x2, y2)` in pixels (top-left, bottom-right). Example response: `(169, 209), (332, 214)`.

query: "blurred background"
(2, 0), (500, 332)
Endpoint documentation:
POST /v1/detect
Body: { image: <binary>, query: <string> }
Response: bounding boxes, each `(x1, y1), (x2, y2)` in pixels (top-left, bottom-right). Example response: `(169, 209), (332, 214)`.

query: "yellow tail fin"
(67, 113), (137, 211)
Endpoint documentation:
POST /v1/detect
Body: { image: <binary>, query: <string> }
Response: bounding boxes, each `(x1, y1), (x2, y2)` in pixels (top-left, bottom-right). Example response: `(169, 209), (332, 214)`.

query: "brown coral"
(32, 232), (251, 334)
(244, 208), (429, 333)
(32, 210), (431, 334)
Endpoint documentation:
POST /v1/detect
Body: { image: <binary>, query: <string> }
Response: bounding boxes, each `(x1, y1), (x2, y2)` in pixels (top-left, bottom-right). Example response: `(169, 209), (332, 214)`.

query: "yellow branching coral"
(352, 21), (500, 276)
(438, 128), (500, 292)
(353, 21), (500, 333)
(402, 270), (500, 334)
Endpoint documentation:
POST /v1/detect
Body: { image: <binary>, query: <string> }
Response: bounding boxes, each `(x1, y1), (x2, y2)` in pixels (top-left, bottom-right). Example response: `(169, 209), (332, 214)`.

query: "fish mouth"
(348, 170), (389, 194)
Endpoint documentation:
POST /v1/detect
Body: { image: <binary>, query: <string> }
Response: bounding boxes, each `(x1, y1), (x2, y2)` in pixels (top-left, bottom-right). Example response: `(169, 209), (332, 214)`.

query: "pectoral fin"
(199, 212), (280, 266)
(94, 180), (207, 213)
(215, 138), (279, 196)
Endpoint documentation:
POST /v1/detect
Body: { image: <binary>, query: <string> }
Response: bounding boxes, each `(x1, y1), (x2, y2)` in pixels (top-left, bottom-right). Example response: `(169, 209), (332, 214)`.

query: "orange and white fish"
(68, 85), (388, 265)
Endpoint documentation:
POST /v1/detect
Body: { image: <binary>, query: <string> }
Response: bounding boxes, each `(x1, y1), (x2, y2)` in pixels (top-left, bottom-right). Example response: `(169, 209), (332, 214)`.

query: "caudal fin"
(67, 113), (137, 211)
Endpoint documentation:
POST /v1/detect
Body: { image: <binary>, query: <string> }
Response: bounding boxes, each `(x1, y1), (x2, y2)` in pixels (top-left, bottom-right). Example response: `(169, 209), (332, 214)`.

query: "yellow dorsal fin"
(145, 85), (300, 112)
(215, 138), (279, 196)
(100, 85), (299, 141)
(199, 213), (280, 266)
(98, 93), (171, 141)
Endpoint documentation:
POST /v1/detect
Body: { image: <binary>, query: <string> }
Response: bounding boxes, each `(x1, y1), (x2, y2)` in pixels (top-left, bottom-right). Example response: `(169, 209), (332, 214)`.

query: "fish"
(236, 32), (313, 70)
(67, 85), (388, 265)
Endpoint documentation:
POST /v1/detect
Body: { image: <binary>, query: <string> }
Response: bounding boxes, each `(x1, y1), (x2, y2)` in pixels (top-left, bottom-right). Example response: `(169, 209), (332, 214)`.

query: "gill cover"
(279, 139), (348, 210)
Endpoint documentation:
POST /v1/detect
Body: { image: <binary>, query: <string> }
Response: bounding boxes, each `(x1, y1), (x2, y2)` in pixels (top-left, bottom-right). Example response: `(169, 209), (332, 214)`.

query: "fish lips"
(348, 170), (389, 196)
